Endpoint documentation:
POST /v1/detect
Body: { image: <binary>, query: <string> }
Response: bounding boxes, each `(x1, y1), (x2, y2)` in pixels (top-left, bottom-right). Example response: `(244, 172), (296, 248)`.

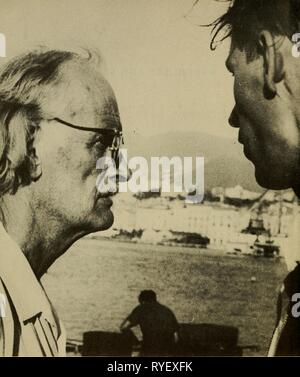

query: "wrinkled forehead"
(85, 68), (120, 119)
(43, 61), (121, 130)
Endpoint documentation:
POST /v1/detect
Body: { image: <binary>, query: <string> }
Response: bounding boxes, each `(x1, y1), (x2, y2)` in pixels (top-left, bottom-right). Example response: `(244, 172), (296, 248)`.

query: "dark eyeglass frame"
(46, 117), (124, 168)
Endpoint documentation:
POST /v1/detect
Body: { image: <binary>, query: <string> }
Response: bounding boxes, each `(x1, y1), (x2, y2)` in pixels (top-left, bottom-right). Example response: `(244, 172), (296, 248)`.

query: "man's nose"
(119, 163), (132, 183)
(228, 106), (240, 128)
(117, 150), (132, 183)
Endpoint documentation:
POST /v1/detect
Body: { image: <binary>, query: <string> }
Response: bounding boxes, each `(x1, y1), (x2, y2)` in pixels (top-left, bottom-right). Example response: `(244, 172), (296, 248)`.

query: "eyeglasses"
(46, 117), (124, 168)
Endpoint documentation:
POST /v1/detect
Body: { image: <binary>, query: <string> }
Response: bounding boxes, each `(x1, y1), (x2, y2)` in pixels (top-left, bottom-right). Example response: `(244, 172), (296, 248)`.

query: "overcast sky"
(0, 0), (236, 140)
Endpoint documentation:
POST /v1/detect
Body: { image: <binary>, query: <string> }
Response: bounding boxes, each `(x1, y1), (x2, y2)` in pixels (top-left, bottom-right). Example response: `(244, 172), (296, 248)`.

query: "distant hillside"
(125, 130), (262, 192)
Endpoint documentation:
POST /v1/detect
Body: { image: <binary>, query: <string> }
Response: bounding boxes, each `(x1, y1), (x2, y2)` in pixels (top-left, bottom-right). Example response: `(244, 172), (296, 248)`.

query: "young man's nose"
(229, 106), (240, 128)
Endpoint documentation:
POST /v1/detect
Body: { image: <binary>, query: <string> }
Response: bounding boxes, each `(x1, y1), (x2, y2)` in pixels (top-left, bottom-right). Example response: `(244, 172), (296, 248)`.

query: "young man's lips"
(243, 145), (252, 161)
(238, 135), (252, 161)
(238, 131), (243, 145)
(238, 135), (251, 159)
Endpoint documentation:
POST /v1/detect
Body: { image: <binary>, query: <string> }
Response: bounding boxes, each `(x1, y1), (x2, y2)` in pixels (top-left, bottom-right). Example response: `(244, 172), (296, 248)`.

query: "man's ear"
(258, 30), (285, 99)
(29, 148), (42, 181)
(7, 113), (42, 183)
(27, 125), (42, 181)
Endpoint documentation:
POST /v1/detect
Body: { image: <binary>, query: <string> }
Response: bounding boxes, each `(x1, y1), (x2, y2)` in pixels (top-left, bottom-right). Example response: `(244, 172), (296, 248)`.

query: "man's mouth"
(96, 195), (113, 207)
(95, 191), (115, 207)
(98, 191), (116, 198)
(242, 142), (254, 162)
(238, 132), (253, 161)
(102, 197), (113, 207)
(238, 130), (244, 145)
(243, 145), (250, 159)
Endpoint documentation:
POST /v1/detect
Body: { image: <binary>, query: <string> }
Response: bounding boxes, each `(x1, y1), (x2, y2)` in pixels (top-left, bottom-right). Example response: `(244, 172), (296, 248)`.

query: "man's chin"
(104, 211), (114, 230)
(100, 210), (114, 230)
(254, 168), (291, 190)
(90, 209), (114, 232)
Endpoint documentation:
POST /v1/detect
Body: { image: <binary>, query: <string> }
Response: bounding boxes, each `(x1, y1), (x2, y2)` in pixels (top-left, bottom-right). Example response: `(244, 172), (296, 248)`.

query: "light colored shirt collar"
(0, 222), (54, 323)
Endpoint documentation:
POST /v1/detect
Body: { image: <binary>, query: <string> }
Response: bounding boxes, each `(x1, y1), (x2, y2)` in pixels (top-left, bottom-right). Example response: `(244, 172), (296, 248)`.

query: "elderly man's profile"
(120, 290), (179, 356)
(0, 48), (126, 356)
(206, 0), (300, 355)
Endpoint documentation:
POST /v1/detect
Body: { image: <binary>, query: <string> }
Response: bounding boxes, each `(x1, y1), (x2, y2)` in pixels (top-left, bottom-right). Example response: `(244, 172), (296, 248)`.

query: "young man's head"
(210, 0), (300, 194)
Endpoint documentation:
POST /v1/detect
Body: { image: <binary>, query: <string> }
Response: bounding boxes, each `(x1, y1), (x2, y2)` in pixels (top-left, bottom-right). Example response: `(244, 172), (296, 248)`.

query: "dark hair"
(138, 290), (157, 303)
(209, 0), (300, 58)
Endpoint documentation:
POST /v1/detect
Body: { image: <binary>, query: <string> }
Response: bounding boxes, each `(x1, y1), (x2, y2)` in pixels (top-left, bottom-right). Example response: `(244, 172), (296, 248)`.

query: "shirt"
(127, 301), (179, 355)
(268, 210), (300, 356)
(0, 223), (66, 356)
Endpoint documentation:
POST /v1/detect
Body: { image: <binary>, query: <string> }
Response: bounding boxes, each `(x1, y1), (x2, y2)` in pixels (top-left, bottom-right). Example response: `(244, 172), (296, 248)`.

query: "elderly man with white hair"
(0, 49), (126, 356)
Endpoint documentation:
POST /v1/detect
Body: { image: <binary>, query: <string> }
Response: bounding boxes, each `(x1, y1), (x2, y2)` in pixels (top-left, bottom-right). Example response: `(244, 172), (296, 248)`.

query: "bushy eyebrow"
(100, 114), (122, 131)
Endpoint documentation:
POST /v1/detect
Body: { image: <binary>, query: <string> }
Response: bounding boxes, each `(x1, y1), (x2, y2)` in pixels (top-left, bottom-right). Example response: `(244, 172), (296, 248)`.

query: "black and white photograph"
(0, 0), (299, 360)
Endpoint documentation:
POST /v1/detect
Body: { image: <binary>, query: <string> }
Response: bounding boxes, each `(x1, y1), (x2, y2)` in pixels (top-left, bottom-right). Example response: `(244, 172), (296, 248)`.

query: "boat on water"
(252, 238), (280, 258)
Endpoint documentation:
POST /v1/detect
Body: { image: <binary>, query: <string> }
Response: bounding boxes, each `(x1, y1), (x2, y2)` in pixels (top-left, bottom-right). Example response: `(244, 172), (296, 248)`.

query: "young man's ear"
(258, 30), (285, 99)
